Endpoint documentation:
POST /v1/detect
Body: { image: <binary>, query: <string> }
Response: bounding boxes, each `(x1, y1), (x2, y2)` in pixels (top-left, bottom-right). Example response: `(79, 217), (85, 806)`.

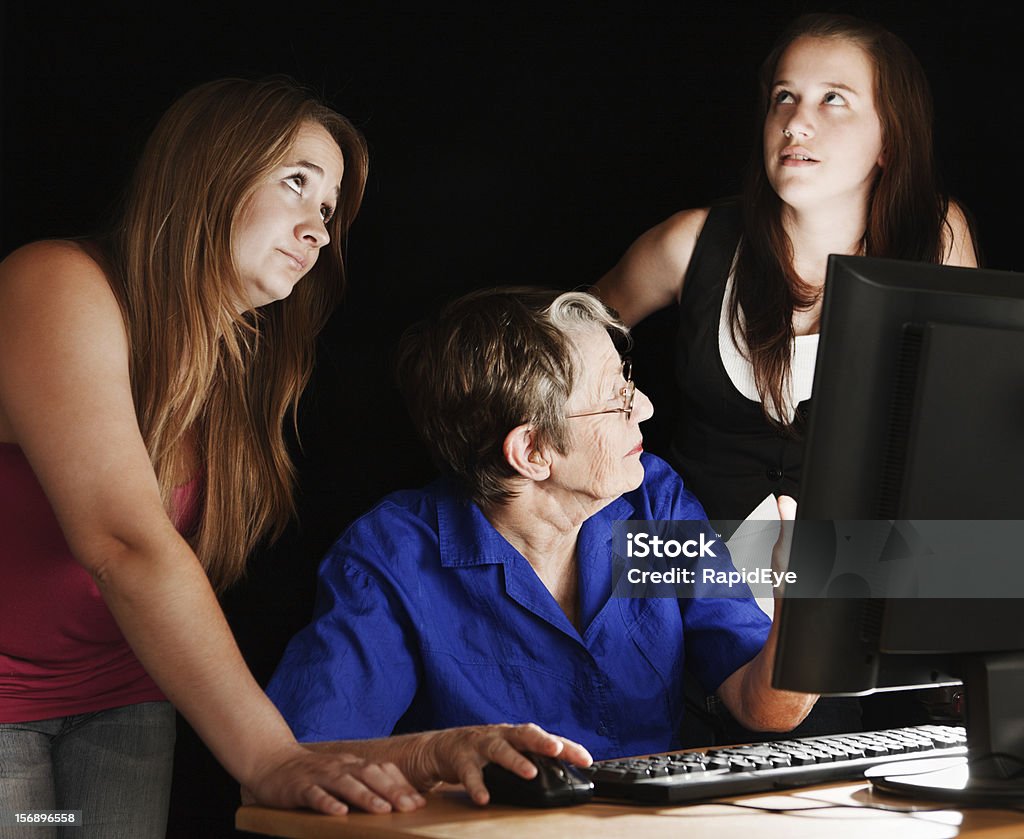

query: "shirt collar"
(434, 477), (645, 640)
(434, 476), (640, 567)
(435, 478), (520, 568)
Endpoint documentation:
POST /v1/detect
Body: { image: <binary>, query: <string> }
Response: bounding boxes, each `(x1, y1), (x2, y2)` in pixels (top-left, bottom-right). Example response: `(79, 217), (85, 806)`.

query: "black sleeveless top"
(669, 201), (808, 521)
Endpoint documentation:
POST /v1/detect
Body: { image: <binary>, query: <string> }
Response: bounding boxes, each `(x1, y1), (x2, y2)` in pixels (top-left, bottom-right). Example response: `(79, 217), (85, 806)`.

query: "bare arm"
(715, 496), (817, 732)
(592, 208), (709, 327)
(715, 612), (817, 732)
(0, 241), (421, 815)
(942, 200), (979, 268)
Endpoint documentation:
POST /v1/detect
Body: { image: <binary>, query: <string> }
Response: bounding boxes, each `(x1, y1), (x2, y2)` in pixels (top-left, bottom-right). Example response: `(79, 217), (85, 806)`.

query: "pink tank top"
(0, 442), (201, 722)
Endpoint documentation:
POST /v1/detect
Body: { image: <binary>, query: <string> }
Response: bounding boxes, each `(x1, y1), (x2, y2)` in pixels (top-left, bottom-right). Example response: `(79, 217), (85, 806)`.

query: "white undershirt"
(718, 274), (818, 424)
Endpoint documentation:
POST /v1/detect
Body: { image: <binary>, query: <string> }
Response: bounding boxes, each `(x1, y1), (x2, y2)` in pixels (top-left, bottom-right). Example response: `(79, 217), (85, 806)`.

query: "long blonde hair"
(106, 77), (368, 591)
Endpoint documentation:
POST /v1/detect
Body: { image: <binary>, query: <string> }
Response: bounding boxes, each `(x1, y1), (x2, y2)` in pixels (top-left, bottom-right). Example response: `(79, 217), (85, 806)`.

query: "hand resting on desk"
(306, 722), (593, 808)
(239, 744), (427, 815)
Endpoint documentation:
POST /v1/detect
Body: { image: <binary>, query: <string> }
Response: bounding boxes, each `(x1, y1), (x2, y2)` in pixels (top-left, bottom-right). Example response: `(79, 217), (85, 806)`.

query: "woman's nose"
(297, 214), (330, 248)
(632, 387), (654, 424)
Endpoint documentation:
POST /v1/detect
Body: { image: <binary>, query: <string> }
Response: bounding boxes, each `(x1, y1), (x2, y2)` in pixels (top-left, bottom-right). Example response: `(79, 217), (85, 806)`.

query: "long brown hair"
(106, 77), (368, 591)
(733, 13), (959, 428)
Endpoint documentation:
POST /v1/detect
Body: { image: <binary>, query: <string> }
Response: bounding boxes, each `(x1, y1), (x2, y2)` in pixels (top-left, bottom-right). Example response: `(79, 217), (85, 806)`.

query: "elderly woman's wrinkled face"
(550, 327), (653, 503)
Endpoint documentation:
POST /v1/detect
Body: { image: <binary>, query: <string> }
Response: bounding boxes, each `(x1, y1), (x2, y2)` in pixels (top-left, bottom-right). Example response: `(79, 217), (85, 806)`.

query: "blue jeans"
(0, 702), (175, 839)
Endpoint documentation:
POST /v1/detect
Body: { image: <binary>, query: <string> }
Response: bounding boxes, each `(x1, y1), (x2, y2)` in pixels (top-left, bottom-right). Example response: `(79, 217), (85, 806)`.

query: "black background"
(2, 2), (1019, 835)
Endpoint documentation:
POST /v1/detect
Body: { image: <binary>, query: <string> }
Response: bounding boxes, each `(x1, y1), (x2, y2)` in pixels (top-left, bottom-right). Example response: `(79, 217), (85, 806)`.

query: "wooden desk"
(237, 782), (1024, 839)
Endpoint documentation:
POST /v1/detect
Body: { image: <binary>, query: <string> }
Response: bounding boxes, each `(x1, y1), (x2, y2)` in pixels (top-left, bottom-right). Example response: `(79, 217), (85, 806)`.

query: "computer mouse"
(482, 752), (595, 807)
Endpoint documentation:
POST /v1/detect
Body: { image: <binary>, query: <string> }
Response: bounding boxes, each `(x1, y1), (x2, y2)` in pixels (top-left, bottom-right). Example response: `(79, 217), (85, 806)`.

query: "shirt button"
(597, 723), (609, 736)
(767, 468), (783, 481)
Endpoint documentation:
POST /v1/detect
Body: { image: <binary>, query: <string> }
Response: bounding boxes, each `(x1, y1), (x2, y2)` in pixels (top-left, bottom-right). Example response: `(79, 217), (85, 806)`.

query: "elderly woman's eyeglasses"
(566, 359), (635, 421)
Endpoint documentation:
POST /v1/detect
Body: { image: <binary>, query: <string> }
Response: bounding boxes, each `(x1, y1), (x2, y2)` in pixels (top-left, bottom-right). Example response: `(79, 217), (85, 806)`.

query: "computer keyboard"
(583, 724), (967, 804)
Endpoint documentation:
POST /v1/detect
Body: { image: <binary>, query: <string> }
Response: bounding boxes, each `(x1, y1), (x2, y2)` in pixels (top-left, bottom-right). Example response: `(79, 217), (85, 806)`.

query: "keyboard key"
(588, 724), (967, 804)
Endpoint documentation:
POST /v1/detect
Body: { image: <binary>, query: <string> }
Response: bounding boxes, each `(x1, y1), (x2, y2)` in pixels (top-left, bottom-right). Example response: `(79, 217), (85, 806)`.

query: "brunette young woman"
(594, 13), (978, 744)
(595, 13), (977, 523)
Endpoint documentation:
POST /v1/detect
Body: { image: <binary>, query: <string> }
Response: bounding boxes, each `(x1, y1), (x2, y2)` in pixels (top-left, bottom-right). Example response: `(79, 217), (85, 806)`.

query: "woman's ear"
(503, 423), (551, 482)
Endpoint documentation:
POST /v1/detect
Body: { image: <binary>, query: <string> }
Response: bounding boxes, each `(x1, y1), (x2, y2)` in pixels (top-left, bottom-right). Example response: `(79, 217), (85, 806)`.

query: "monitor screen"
(772, 254), (1024, 805)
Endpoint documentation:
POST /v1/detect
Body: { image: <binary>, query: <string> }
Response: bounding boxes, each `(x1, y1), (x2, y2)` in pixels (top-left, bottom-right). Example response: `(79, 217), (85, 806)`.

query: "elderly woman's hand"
(240, 742), (427, 815)
(404, 722), (593, 805)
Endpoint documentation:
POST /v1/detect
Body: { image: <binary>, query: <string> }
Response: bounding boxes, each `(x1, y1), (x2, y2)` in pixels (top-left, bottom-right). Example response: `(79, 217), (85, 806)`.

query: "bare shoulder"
(1, 239), (113, 295)
(595, 207), (711, 326)
(656, 206), (712, 252)
(941, 200), (979, 268)
(0, 240), (130, 440)
(0, 239), (124, 337)
(630, 207), (711, 274)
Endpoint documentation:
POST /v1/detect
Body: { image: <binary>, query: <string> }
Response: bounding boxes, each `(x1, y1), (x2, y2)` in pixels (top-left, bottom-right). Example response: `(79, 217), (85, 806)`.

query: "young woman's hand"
(240, 743), (426, 815)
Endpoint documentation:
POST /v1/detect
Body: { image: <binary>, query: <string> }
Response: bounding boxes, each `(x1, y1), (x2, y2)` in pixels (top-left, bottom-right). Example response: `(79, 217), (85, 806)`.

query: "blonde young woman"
(0, 78), (586, 838)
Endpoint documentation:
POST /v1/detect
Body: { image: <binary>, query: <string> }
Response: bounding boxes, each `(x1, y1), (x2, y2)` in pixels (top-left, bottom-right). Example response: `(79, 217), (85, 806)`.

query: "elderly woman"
(267, 287), (815, 799)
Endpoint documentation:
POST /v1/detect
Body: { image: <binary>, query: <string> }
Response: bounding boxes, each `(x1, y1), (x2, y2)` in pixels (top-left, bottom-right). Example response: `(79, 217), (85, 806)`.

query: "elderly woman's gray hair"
(396, 287), (629, 507)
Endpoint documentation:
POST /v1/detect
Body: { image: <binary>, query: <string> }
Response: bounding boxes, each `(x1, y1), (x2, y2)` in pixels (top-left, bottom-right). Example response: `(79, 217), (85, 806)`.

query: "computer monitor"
(772, 254), (1024, 805)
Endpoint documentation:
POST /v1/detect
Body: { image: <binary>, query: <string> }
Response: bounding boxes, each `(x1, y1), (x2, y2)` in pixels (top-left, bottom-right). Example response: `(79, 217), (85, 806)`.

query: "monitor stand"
(867, 651), (1024, 806)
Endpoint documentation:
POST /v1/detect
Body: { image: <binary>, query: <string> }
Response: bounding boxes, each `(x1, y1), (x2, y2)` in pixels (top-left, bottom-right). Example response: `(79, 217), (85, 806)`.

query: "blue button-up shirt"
(267, 454), (770, 760)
